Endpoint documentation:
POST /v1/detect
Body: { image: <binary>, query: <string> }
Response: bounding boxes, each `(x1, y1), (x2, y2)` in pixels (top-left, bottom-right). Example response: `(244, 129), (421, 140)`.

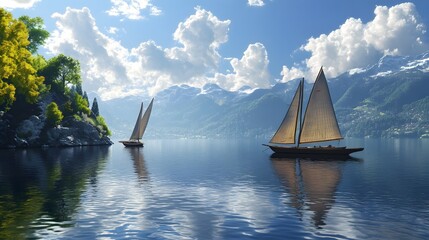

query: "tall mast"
(130, 102), (144, 141)
(297, 78), (304, 147)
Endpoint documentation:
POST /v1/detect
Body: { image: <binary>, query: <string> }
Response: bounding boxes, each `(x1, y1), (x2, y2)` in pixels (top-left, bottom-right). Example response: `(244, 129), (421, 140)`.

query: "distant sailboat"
(119, 98), (154, 147)
(265, 67), (363, 156)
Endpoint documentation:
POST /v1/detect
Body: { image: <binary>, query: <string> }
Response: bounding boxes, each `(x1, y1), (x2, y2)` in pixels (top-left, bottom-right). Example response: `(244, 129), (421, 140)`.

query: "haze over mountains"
(96, 52), (429, 139)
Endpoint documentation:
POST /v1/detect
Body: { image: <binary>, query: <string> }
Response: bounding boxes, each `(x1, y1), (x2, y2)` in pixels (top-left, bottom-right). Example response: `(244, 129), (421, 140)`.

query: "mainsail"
(270, 67), (342, 145)
(298, 68), (342, 143)
(270, 80), (303, 144)
(129, 98), (154, 141)
(130, 103), (144, 140)
(138, 98), (153, 139)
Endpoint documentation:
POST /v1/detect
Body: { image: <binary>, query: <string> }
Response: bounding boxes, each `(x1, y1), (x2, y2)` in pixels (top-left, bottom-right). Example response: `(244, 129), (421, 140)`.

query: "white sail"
(270, 80), (303, 144)
(130, 102), (144, 140)
(138, 98), (154, 139)
(298, 68), (342, 143)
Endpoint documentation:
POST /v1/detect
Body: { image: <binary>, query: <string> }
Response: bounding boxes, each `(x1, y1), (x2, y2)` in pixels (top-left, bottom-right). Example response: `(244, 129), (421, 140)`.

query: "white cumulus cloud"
(0, 0), (40, 9)
(280, 65), (305, 82)
(46, 7), (136, 99)
(45, 7), (266, 100)
(213, 43), (270, 91)
(281, 2), (428, 82)
(107, 0), (162, 20)
(248, 0), (265, 7)
(170, 6), (230, 73)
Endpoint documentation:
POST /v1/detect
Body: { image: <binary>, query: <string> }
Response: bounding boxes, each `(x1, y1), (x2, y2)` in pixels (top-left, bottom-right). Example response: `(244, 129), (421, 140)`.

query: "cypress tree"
(91, 97), (99, 117)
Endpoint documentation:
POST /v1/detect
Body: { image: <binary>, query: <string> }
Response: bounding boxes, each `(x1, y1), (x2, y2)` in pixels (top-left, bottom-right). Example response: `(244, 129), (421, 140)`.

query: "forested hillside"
(0, 8), (111, 148)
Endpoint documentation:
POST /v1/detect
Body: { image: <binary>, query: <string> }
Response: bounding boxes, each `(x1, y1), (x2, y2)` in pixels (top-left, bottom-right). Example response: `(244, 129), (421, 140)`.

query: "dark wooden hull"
(119, 140), (144, 147)
(265, 144), (363, 157)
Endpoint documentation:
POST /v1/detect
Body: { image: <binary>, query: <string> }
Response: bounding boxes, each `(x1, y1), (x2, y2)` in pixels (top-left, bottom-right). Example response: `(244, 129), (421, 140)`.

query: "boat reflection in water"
(271, 155), (357, 228)
(126, 147), (149, 182)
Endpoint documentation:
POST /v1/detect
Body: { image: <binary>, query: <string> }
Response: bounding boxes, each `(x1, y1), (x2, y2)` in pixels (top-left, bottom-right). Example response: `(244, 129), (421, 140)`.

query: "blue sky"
(2, 0), (429, 100)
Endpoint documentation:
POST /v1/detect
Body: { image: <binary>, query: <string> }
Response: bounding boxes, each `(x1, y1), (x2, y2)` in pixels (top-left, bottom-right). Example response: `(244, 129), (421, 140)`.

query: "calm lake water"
(0, 138), (428, 239)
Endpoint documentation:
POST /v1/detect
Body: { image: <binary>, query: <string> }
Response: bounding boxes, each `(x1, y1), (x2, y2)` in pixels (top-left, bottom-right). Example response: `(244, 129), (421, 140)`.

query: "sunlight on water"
(0, 139), (428, 239)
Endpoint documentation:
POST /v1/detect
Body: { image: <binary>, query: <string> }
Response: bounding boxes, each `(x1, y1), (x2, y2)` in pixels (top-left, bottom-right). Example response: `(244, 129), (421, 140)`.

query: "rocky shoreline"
(0, 115), (113, 149)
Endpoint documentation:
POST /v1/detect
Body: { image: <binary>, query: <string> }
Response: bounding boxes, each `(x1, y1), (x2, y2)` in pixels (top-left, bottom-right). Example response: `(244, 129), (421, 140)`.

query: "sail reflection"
(271, 157), (345, 228)
(126, 147), (149, 182)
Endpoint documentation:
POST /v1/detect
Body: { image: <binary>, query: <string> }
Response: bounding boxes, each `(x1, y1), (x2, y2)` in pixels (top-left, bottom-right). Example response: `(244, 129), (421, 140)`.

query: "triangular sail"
(130, 103), (144, 140)
(138, 98), (154, 139)
(270, 80), (303, 144)
(298, 68), (342, 143)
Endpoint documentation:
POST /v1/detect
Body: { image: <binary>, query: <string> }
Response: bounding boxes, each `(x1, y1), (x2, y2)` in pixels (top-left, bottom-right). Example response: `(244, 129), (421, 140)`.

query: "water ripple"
(1, 140), (429, 239)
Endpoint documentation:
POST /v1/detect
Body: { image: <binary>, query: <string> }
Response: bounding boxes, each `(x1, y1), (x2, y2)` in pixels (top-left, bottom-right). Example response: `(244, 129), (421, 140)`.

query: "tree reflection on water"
(0, 146), (110, 239)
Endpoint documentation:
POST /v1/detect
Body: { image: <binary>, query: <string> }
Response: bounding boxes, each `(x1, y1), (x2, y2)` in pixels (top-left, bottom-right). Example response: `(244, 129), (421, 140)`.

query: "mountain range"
(96, 51), (429, 139)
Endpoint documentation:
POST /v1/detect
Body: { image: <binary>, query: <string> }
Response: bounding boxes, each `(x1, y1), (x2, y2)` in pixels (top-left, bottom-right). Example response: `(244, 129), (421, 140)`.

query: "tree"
(46, 102), (63, 126)
(73, 93), (90, 115)
(0, 9), (44, 109)
(83, 91), (89, 104)
(62, 101), (73, 117)
(96, 115), (111, 136)
(75, 83), (83, 96)
(39, 54), (81, 93)
(18, 15), (49, 54)
(91, 97), (99, 117)
(30, 55), (47, 72)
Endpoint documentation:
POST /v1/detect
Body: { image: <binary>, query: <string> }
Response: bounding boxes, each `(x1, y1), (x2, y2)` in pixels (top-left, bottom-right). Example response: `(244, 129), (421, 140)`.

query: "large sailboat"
(265, 67), (363, 156)
(119, 98), (154, 147)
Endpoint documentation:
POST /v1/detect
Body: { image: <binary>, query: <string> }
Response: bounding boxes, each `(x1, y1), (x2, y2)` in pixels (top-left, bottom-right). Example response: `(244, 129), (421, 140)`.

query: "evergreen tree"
(76, 83), (83, 96)
(91, 97), (99, 117)
(83, 91), (89, 105)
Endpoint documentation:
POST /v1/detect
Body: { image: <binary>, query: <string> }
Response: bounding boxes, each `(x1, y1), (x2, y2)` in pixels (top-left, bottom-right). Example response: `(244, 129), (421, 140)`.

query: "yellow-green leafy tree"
(0, 8), (44, 110)
(45, 102), (63, 126)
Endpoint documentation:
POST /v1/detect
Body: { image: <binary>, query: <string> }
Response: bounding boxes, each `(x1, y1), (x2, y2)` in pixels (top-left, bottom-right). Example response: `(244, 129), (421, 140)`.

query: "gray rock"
(16, 115), (44, 144)
(46, 117), (113, 147)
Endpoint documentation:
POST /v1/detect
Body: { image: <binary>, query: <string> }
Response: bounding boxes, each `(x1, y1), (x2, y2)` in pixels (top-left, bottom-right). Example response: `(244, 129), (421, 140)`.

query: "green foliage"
(30, 55), (47, 71)
(75, 83), (83, 96)
(46, 102), (63, 126)
(73, 114), (82, 121)
(95, 116), (111, 136)
(38, 54), (81, 93)
(18, 15), (49, 54)
(62, 101), (73, 117)
(0, 9), (112, 141)
(83, 91), (89, 103)
(0, 82), (15, 108)
(0, 9), (44, 109)
(82, 113), (95, 126)
(73, 93), (90, 115)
